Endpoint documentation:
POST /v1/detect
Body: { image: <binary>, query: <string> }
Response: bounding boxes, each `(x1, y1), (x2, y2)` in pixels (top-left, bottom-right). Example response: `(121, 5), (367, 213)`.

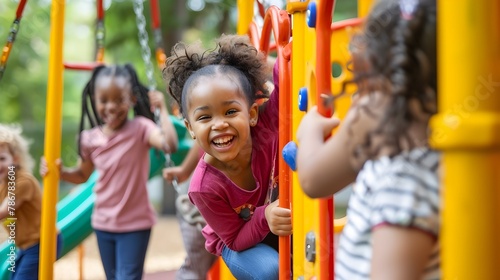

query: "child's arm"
(296, 106), (355, 197)
(148, 90), (178, 154)
(371, 226), (436, 279)
(40, 157), (94, 185)
(297, 93), (382, 198)
(60, 159), (94, 184)
(163, 142), (202, 183)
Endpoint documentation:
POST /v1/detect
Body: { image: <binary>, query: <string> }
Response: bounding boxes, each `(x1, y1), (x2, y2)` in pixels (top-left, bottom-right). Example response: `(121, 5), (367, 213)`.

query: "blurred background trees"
(0, 0), (356, 185)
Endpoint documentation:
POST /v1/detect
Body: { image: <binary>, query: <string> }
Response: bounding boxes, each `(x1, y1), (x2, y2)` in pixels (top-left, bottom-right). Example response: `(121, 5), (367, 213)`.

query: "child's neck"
(102, 120), (128, 136)
(223, 161), (255, 191)
(206, 152), (256, 191)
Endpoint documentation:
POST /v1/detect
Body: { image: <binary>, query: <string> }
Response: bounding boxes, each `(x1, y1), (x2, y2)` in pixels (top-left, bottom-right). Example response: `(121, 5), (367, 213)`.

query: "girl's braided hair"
(78, 64), (154, 156)
(163, 34), (270, 119)
(350, 0), (437, 159)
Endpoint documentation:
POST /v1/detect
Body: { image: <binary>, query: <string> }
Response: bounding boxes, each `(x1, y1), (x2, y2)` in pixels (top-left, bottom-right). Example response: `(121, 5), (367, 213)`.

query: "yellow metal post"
(430, 1), (500, 279)
(39, 0), (65, 279)
(357, 0), (372, 17)
(237, 0), (254, 35)
(286, 1), (309, 277)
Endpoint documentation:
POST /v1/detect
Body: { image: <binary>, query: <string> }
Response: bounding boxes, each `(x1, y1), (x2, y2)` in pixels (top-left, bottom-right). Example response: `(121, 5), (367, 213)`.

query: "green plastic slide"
(0, 116), (191, 279)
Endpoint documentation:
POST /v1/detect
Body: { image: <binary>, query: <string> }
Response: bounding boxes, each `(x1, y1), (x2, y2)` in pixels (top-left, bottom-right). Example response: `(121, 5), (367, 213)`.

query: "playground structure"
(1, 0), (500, 279)
(215, 0), (500, 279)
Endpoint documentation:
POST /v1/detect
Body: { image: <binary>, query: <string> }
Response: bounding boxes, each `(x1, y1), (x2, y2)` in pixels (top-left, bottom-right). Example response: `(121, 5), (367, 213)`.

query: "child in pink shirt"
(42, 64), (178, 280)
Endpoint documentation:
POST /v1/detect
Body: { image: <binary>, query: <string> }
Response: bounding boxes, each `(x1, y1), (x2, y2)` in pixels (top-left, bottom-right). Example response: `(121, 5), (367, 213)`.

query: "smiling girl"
(41, 64), (178, 280)
(164, 35), (292, 280)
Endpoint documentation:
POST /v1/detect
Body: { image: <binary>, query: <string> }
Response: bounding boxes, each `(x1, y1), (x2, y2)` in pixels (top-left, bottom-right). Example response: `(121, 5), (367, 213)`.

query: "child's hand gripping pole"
(283, 90), (340, 171)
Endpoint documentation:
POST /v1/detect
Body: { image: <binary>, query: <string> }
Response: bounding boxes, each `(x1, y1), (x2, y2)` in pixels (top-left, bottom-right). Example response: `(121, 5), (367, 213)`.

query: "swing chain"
(164, 153), (180, 193)
(132, 0), (156, 92)
(95, 19), (105, 59)
(133, 0), (178, 192)
(133, 0), (162, 127)
(7, 19), (20, 44)
(0, 19), (21, 80)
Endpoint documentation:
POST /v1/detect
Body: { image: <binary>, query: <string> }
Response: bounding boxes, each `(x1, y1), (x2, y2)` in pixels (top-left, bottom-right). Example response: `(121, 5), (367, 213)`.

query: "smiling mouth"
(212, 136), (234, 147)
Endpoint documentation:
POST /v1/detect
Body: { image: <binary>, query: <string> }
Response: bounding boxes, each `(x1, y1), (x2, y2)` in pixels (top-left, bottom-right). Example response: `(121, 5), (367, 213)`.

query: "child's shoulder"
(15, 170), (40, 189)
(190, 158), (230, 193)
(81, 125), (102, 137)
(132, 116), (156, 127)
(359, 148), (440, 192)
(134, 115), (153, 122)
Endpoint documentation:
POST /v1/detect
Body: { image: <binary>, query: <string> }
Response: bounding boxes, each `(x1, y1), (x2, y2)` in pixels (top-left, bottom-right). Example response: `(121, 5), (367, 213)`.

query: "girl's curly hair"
(0, 124), (34, 173)
(350, 0), (437, 159)
(163, 34), (270, 119)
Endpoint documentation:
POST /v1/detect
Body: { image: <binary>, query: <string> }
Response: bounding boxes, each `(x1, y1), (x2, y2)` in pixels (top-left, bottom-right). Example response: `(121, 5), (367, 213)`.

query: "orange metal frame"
(258, 6), (292, 279)
(316, 0), (335, 279)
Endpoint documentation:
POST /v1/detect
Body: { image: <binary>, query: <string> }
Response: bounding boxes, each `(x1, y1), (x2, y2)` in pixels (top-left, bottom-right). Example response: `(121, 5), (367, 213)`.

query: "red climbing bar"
(63, 62), (104, 71)
(316, 0), (335, 279)
(260, 6), (292, 280)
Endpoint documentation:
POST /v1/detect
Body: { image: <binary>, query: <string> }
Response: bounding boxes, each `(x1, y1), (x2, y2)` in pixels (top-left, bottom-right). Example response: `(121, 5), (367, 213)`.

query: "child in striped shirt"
(296, 0), (439, 279)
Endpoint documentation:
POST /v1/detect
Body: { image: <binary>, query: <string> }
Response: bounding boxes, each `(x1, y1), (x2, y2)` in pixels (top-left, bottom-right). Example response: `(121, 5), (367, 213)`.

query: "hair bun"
(208, 34), (265, 73)
(163, 41), (208, 106)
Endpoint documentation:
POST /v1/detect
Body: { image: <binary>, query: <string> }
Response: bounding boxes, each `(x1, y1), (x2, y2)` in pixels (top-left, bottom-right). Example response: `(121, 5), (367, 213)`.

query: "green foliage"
(334, 0), (358, 21)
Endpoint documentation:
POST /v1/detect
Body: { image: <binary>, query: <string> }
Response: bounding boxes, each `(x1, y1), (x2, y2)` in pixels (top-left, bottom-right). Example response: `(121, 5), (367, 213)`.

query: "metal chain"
(132, 0), (156, 92)
(133, 0), (161, 123)
(132, 0), (179, 190)
(165, 153), (180, 193)
(95, 19), (105, 61)
(0, 19), (21, 81)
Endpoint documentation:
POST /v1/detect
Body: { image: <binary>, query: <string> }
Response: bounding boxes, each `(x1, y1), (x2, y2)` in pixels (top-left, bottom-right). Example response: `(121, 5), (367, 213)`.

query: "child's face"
(0, 144), (15, 184)
(184, 77), (258, 164)
(94, 76), (136, 131)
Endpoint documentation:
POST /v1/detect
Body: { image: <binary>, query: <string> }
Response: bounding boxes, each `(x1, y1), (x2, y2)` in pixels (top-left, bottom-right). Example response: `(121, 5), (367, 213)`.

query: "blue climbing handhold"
(282, 141), (298, 171)
(298, 87), (308, 112)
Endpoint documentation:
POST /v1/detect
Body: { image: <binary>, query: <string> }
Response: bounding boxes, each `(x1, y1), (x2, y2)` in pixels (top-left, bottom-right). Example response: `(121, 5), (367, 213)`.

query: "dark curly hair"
(163, 34), (270, 119)
(350, 0), (437, 159)
(78, 64), (154, 156)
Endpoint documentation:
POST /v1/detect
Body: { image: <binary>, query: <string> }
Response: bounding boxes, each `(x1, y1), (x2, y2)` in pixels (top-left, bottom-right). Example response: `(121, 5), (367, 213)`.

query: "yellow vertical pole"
(40, 0), (65, 279)
(357, 0), (372, 17)
(430, 1), (500, 279)
(286, 2), (309, 278)
(237, 0), (254, 35)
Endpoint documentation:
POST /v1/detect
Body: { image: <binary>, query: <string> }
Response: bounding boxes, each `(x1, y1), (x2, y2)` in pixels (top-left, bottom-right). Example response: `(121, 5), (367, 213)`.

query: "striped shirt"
(336, 148), (440, 280)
